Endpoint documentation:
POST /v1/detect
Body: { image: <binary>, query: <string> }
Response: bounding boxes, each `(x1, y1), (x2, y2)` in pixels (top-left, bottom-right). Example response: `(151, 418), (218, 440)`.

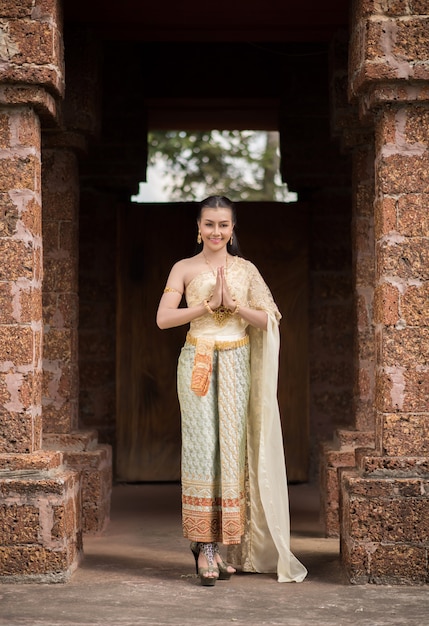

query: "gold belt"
(186, 333), (249, 351)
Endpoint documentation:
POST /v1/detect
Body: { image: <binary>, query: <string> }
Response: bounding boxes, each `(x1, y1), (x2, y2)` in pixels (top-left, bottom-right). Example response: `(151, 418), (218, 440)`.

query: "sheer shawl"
(229, 261), (308, 583)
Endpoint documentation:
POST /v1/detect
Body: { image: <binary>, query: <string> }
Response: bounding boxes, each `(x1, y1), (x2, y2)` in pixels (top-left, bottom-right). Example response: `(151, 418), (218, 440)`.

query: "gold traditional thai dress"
(177, 256), (307, 583)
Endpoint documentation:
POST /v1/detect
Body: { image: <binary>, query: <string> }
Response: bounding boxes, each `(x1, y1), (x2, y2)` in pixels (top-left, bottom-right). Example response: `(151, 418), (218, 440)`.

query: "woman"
(156, 195), (307, 585)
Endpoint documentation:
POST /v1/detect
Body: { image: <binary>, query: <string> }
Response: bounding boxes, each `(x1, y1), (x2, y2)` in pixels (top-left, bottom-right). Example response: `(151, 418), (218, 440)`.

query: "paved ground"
(1, 482), (428, 626)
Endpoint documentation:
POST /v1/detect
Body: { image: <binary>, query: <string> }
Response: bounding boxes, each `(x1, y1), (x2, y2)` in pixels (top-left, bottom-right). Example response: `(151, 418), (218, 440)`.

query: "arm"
(233, 305), (268, 331)
(156, 261), (222, 330)
(156, 292), (207, 329)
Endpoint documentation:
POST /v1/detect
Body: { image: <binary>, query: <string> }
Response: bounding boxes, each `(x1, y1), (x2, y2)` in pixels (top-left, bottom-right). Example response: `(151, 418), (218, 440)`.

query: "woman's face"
(198, 207), (234, 253)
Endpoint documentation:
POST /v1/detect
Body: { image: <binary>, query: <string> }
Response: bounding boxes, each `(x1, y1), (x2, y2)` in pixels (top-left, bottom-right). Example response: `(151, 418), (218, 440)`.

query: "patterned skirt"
(177, 335), (250, 545)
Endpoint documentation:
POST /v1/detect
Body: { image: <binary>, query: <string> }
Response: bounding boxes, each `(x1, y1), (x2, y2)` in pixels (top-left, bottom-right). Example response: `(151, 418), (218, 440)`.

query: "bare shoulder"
(168, 255), (200, 283)
(171, 256), (197, 274)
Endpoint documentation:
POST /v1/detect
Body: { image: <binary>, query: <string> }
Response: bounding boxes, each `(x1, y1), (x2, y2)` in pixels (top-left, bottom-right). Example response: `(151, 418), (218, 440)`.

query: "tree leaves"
(148, 130), (292, 202)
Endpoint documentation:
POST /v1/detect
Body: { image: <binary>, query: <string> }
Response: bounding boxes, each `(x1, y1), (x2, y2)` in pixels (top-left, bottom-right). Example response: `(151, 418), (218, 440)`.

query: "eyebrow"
(203, 220), (230, 224)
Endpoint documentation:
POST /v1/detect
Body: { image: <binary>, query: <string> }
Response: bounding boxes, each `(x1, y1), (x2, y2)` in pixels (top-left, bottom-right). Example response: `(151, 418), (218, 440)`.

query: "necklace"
(202, 250), (228, 275)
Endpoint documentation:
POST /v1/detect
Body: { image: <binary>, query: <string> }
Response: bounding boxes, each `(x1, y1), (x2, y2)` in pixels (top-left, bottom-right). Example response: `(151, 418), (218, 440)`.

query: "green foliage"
(148, 130), (290, 202)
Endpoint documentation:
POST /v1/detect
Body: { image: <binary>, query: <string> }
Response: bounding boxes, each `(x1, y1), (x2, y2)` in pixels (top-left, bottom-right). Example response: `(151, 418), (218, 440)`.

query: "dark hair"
(195, 195), (242, 256)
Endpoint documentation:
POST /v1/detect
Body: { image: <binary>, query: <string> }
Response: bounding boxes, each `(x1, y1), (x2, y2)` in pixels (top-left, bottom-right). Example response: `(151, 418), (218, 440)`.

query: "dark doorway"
(116, 201), (309, 482)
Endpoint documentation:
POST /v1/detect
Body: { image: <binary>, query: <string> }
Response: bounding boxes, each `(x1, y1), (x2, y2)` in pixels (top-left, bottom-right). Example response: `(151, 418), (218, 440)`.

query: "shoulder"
(170, 255), (199, 274)
(171, 256), (192, 270)
(234, 256), (259, 275)
(169, 254), (205, 287)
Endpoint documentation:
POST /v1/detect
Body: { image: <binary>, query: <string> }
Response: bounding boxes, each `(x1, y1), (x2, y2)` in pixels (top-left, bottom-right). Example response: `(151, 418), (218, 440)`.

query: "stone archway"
(1, 0), (428, 585)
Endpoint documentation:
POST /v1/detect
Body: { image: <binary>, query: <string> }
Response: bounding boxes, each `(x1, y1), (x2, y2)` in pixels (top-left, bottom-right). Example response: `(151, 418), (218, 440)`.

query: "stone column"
(41, 135), (112, 534)
(0, 106), (43, 453)
(319, 32), (376, 536)
(340, 101), (429, 584)
(0, 106), (81, 582)
(0, 1), (82, 581)
(320, 136), (376, 537)
(42, 145), (80, 435)
(39, 23), (112, 534)
(340, 0), (429, 584)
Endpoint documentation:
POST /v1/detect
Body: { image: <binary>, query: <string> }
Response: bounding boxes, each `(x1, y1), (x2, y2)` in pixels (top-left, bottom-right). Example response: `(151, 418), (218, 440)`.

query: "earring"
(230, 233), (234, 245)
(197, 231), (202, 244)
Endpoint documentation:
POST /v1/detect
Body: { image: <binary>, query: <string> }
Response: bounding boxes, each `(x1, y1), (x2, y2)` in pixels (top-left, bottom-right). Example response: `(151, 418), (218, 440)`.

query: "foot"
(214, 545), (236, 576)
(215, 553), (236, 575)
(197, 543), (219, 582)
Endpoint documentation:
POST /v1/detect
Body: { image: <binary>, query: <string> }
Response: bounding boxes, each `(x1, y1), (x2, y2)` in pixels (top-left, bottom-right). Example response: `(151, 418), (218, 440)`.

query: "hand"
(220, 267), (237, 310)
(208, 267), (223, 309)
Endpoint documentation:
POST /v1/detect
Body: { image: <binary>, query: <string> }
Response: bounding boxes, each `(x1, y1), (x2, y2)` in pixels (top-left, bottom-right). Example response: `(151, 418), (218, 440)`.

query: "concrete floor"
(1, 482), (428, 626)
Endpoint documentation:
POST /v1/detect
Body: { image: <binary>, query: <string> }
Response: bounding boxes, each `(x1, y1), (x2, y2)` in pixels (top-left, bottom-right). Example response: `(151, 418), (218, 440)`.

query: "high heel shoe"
(190, 542), (219, 586)
(214, 543), (235, 580)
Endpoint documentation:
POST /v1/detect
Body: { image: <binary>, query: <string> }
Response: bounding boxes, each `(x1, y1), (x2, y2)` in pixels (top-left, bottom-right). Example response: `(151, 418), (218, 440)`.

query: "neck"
(202, 249), (229, 272)
(202, 248), (228, 262)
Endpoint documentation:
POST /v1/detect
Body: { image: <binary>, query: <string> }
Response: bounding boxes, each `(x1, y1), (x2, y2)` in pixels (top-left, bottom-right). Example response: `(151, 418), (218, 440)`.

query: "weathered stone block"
(16, 108), (41, 148)
(354, 215), (373, 256)
(8, 21), (55, 66)
(43, 434), (112, 534)
(42, 404), (75, 435)
(43, 258), (76, 292)
(19, 286), (42, 324)
(402, 284), (429, 326)
(57, 293), (79, 328)
(44, 328), (72, 361)
(0, 283), (13, 323)
(0, 545), (68, 577)
(397, 193), (429, 237)
(0, 113), (11, 148)
(373, 282), (399, 325)
(356, 293), (370, 331)
(360, 453), (429, 476)
(356, 365), (372, 399)
(377, 238), (429, 282)
(394, 19), (429, 60)
(0, 327), (34, 363)
(0, 466), (81, 582)
(369, 544), (427, 585)
(378, 154), (429, 195)
(42, 220), (59, 251)
(0, 450), (62, 471)
(355, 256), (375, 288)
(340, 467), (429, 583)
(403, 105), (429, 143)
(380, 327), (429, 367)
(0, 239), (33, 281)
(365, 20), (385, 60)
(34, 0), (62, 21)
(0, 196), (19, 236)
(374, 196), (397, 239)
(355, 400), (376, 432)
(0, 1), (33, 18)
(383, 413), (429, 456)
(380, 1), (409, 16)
(0, 504), (39, 543)
(0, 156), (40, 192)
(341, 540), (369, 584)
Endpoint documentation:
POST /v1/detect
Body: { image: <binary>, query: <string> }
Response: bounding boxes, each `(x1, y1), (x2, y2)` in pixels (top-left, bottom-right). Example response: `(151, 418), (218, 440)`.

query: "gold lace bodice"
(185, 257), (281, 338)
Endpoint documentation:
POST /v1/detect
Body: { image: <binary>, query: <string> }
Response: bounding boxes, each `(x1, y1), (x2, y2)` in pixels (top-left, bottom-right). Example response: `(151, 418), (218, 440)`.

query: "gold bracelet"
(203, 299), (214, 314)
(232, 301), (240, 315)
